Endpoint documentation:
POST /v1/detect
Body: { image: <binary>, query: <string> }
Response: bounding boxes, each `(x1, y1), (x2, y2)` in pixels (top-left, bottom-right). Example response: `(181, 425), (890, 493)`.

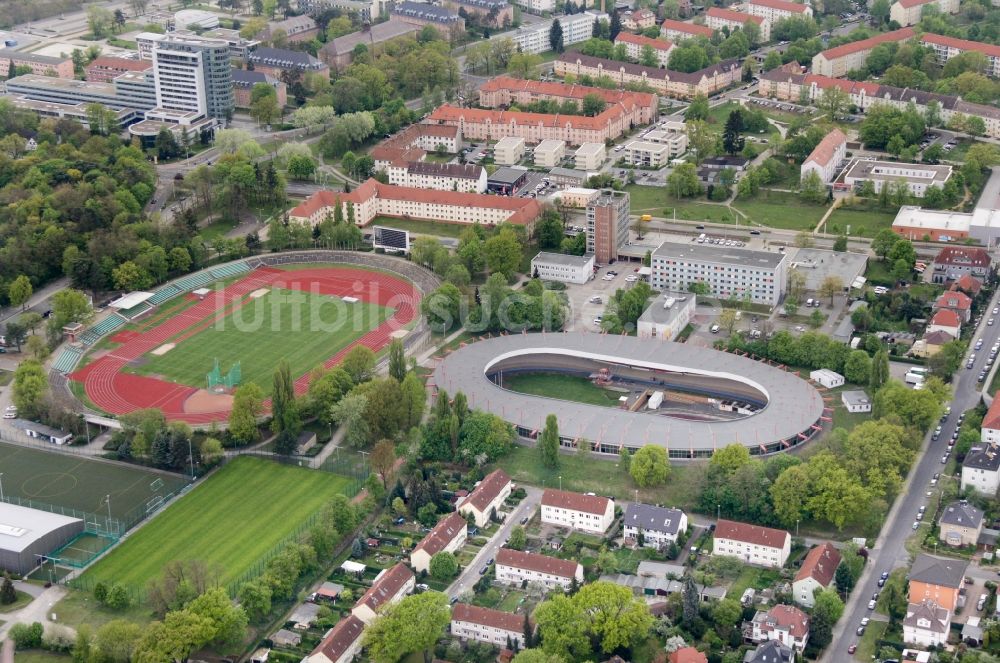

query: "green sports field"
(502, 372), (622, 407)
(128, 288), (390, 394)
(80, 457), (352, 588)
(0, 441), (189, 521)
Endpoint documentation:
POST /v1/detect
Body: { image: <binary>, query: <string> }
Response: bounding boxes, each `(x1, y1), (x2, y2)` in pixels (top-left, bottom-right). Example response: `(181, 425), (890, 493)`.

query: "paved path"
(0, 585), (72, 642)
(1, 639), (12, 663)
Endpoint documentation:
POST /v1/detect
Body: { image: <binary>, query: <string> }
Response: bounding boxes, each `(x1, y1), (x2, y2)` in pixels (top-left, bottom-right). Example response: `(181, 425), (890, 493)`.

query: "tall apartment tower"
(152, 34), (233, 120)
(587, 189), (630, 264)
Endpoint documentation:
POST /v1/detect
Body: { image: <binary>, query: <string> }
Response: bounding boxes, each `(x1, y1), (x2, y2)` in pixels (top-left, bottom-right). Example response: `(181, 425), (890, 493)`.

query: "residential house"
(669, 647), (708, 663)
(800, 128), (846, 184)
(458, 469), (513, 528)
(391, 1), (465, 36)
(890, 0), (958, 26)
(939, 501), (984, 547)
(908, 553), (966, 612)
(540, 488), (615, 534)
(621, 8), (657, 30)
(745, 0), (812, 24)
(305, 615), (365, 663)
(263, 15), (319, 42)
(927, 309), (961, 338)
(962, 445), (1000, 495)
(443, 0), (514, 27)
(622, 503), (687, 550)
(351, 562), (415, 624)
(913, 330), (955, 358)
(660, 19), (714, 42)
(933, 290), (973, 322)
(246, 47), (329, 77)
(318, 20), (420, 70)
(450, 604), (530, 648)
(714, 519), (791, 568)
(614, 32), (675, 67)
(903, 600), (951, 647)
(792, 543), (842, 608)
(410, 512), (468, 573)
(742, 641), (795, 663)
(554, 53), (742, 100)
(922, 33), (1000, 78)
(810, 27), (914, 78)
(932, 246), (992, 284)
(952, 273), (983, 296)
(706, 7), (768, 42)
(495, 547), (584, 589)
(747, 604), (810, 651)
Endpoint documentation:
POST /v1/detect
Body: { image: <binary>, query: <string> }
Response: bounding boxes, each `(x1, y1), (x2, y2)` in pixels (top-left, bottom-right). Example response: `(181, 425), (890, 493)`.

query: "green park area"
(81, 457), (353, 589)
(129, 287), (389, 394)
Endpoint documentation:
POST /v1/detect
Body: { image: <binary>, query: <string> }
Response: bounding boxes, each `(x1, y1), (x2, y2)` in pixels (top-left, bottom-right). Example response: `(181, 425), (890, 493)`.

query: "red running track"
(69, 267), (421, 424)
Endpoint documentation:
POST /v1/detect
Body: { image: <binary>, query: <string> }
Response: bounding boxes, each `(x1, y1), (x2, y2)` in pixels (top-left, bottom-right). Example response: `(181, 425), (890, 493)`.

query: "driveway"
(447, 486), (542, 600)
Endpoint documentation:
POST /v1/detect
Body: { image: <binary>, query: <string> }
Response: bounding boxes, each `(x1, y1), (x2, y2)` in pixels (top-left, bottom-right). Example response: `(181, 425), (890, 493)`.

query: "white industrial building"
(809, 369), (844, 389)
(530, 252), (595, 284)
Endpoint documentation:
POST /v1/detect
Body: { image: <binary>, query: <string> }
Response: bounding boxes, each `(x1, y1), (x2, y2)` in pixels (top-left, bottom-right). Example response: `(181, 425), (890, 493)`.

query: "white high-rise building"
(152, 34), (233, 120)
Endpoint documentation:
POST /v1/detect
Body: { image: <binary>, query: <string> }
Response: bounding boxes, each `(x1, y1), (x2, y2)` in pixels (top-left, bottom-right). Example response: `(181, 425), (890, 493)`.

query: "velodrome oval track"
(69, 266), (420, 424)
(431, 333), (826, 459)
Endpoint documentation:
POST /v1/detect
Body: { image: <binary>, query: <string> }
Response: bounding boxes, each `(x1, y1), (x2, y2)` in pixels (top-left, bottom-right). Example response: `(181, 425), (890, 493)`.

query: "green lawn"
(368, 216), (468, 238)
(626, 185), (741, 222)
(853, 619), (889, 661)
(725, 566), (781, 599)
(732, 191), (829, 231)
(13, 651), (71, 663)
(496, 445), (703, 512)
(128, 287), (389, 394)
(823, 206), (898, 238)
(81, 457), (353, 589)
(501, 372), (623, 407)
(0, 589), (34, 613)
(706, 102), (779, 137)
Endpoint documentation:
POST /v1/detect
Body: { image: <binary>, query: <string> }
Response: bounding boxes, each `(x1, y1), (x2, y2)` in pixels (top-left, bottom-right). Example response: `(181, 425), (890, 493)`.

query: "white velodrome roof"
(0, 503), (82, 553)
(432, 333), (825, 455)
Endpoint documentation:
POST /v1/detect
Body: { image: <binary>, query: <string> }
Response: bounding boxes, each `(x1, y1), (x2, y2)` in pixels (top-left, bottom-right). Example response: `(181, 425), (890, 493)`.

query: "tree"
(722, 110), (745, 155)
(928, 339), (968, 380)
(763, 49), (783, 71)
(422, 283), (463, 333)
(9, 622), (44, 650)
(8, 275), (31, 310)
(229, 382), (264, 444)
(685, 119), (717, 161)
(371, 439), (396, 488)
(331, 393), (370, 448)
(684, 93), (710, 121)
(582, 93), (606, 117)
(271, 359), (299, 436)
(818, 275), (843, 306)
(833, 235), (848, 251)
(871, 228), (899, 261)
(539, 413), (560, 469)
(629, 446), (670, 487)
(12, 360), (47, 419)
(512, 650), (563, 663)
(342, 345), (376, 384)
(533, 594), (590, 661)
(667, 162), (702, 198)
(816, 86), (849, 121)
(682, 575), (699, 626)
(843, 350), (872, 385)
(387, 338), (407, 383)
(573, 581), (653, 653)
(712, 598), (742, 636)
(484, 228), (522, 279)
(508, 524), (527, 550)
(50, 288), (93, 333)
(363, 592), (451, 663)
(0, 575), (16, 604)
(549, 19), (564, 53)
(429, 551), (458, 579)
(718, 309), (738, 335)
(800, 170), (826, 204)
(835, 561), (856, 595)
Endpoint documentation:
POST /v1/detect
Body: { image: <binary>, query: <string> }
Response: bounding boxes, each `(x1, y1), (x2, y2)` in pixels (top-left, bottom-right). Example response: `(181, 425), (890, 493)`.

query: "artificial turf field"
(80, 457), (353, 588)
(128, 288), (390, 394)
(0, 441), (189, 520)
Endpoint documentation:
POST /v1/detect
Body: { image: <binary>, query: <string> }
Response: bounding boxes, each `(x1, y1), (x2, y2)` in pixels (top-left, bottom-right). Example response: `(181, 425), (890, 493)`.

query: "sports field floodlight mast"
(0, 472), (4, 501)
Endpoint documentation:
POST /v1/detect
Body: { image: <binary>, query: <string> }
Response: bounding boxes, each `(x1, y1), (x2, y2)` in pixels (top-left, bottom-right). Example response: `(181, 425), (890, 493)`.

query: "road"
(446, 486), (542, 600)
(825, 288), (1000, 660)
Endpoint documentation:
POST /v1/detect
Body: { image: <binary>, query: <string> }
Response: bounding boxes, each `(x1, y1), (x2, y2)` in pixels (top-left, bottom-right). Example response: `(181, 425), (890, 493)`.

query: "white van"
(905, 368), (928, 386)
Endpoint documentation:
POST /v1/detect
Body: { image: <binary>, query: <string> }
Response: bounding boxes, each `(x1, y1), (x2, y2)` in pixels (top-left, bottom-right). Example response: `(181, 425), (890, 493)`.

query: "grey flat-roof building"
(843, 159), (952, 198)
(530, 251), (595, 284)
(651, 242), (788, 307)
(636, 291), (695, 340)
(788, 247), (868, 293)
(487, 166), (529, 194)
(0, 503), (84, 575)
(840, 390), (871, 413)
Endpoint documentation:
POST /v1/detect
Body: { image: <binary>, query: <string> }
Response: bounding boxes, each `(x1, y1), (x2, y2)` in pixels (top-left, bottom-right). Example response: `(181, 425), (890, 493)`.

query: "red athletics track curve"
(68, 266), (421, 424)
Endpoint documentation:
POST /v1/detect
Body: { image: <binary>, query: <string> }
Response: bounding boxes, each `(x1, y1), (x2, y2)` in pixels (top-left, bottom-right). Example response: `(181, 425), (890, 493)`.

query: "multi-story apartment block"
(621, 8), (658, 31)
(811, 27), (914, 77)
(890, 0), (958, 26)
(494, 136), (526, 164)
(478, 76), (659, 125)
(614, 32), (675, 67)
(622, 503), (687, 549)
(0, 49), (73, 79)
(458, 469), (513, 528)
(451, 604), (530, 648)
(427, 103), (639, 146)
(745, 0), (812, 24)
(136, 29), (260, 61)
(495, 548), (584, 589)
(706, 7), (768, 42)
(800, 128), (846, 183)
(660, 19), (714, 41)
(152, 33), (234, 120)
(908, 554), (966, 612)
(587, 189), (630, 264)
(246, 46), (329, 77)
(289, 180), (542, 230)
(378, 160), (488, 193)
(85, 56), (152, 83)
(351, 562), (415, 624)
(759, 69), (1000, 139)
(505, 11), (607, 54)
(922, 33), (1000, 78)
(622, 140), (673, 167)
(443, 0), (514, 27)
(554, 54), (742, 99)
(931, 246), (992, 284)
(409, 512), (468, 573)
(263, 15), (319, 42)
(392, 1), (465, 35)
(792, 543), (841, 608)
(534, 139), (566, 167)
(973, 444), (1000, 492)
(713, 519), (791, 568)
(747, 605), (810, 651)
(650, 243), (788, 307)
(540, 488), (615, 534)
(512, 0), (554, 13)
(843, 160), (953, 198)
(305, 615), (365, 663)
(575, 142), (606, 170)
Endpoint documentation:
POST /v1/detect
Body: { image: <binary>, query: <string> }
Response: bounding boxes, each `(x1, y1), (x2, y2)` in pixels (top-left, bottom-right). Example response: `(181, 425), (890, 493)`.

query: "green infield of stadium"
(80, 457), (352, 589)
(125, 287), (391, 395)
(0, 441), (189, 520)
